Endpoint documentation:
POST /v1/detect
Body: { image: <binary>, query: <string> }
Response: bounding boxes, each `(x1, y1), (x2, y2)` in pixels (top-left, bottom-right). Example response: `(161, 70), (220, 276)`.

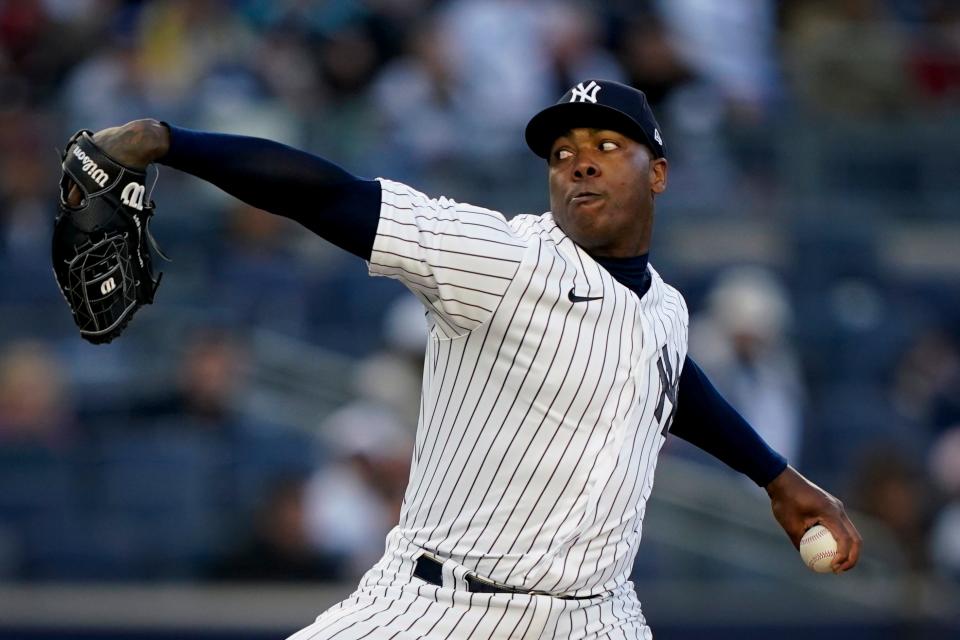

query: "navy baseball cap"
(525, 80), (666, 160)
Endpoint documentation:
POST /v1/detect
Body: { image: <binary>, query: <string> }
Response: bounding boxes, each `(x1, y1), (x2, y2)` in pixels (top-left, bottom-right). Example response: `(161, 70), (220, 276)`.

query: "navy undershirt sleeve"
(159, 125), (381, 259)
(672, 357), (788, 487)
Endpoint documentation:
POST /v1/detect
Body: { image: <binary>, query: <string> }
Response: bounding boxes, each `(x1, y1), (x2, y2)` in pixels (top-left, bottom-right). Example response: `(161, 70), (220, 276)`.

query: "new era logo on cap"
(525, 79), (666, 160)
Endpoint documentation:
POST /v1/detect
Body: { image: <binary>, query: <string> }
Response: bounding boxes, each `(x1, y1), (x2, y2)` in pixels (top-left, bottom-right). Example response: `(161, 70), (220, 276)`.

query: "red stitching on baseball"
(801, 528), (830, 545)
(807, 550), (836, 568)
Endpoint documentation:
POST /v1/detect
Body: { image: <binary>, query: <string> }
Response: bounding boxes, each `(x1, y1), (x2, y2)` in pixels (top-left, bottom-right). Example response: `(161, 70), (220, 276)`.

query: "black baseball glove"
(53, 130), (168, 344)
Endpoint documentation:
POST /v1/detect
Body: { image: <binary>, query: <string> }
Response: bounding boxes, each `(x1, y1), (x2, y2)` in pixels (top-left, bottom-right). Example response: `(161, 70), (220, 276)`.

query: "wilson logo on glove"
(71, 144), (111, 187)
(120, 182), (145, 210)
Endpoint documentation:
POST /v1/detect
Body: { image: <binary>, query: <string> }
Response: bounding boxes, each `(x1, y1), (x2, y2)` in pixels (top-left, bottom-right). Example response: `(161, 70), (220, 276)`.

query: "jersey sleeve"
(369, 179), (528, 337)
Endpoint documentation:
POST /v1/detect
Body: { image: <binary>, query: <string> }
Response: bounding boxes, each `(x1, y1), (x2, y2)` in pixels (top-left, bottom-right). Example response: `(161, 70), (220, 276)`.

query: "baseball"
(800, 525), (838, 573)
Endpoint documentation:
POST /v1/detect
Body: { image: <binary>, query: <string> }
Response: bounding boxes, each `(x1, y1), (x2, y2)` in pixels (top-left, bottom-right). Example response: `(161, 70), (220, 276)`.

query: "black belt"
(413, 554), (598, 600)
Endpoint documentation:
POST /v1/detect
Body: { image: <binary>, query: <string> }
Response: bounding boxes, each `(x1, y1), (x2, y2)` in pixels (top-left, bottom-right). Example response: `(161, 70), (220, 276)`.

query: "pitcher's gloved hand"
(53, 128), (169, 343)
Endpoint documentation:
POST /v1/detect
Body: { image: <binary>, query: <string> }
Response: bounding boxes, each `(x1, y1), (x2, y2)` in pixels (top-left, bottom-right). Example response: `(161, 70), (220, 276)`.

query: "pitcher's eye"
(555, 149), (573, 161)
(600, 141), (619, 151)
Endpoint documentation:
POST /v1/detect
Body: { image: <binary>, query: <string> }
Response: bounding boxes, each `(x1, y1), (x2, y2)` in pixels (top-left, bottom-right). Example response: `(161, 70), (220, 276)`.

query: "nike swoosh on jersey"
(568, 288), (603, 303)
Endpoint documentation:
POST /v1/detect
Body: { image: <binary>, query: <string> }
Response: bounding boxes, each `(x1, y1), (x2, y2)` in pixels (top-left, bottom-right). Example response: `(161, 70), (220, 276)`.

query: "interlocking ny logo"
(121, 182), (145, 211)
(654, 345), (679, 436)
(569, 81), (601, 103)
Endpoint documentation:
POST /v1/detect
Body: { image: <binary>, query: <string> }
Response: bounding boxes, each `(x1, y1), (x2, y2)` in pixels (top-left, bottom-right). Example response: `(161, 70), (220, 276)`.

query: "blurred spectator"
(213, 201), (312, 339)
(542, 2), (625, 95)
(304, 296), (422, 576)
(0, 0), (101, 106)
(61, 0), (262, 132)
(89, 327), (252, 434)
(170, 328), (247, 428)
(60, 31), (157, 133)
(318, 23), (380, 99)
(656, 0), (781, 123)
(355, 295), (428, 427)
(615, 12), (694, 110)
(363, 0), (440, 63)
(437, 0), (554, 157)
(0, 146), (46, 260)
(908, 1), (960, 106)
(137, 0), (259, 111)
(689, 267), (806, 466)
(0, 1), (48, 71)
(311, 22), (384, 165)
(783, 0), (912, 118)
(929, 426), (960, 581)
(891, 328), (960, 435)
(0, 111), (62, 311)
(370, 14), (463, 178)
(0, 340), (74, 448)
(208, 475), (345, 582)
(851, 445), (935, 571)
(624, 4), (743, 210)
(305, 404), (413, 578)
(251, 28), (322, 114)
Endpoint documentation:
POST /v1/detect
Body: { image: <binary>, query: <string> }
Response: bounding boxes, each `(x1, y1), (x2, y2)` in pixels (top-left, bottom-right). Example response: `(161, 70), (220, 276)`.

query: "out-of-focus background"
(0, 0), (959, 638)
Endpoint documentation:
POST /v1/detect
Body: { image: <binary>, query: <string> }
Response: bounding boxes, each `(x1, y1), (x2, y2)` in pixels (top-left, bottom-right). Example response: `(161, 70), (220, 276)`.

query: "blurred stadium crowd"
(1, 0), (959, 592)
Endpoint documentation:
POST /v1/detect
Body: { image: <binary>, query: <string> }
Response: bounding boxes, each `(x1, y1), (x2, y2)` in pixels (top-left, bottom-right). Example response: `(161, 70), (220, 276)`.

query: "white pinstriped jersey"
(368, 179), (688, 597)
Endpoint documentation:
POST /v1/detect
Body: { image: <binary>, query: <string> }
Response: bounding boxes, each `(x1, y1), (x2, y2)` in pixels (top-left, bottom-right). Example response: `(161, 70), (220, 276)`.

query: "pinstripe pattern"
(286, 530), (653, 640)
(288, 179), (684, 638)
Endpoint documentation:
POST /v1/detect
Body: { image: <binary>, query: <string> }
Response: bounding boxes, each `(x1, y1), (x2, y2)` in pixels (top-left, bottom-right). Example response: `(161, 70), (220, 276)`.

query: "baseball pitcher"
(56, 80), (861, 639)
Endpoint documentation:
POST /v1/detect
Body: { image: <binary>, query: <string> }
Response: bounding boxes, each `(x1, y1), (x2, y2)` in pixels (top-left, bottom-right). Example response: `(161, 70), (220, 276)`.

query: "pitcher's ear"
(651, 158), (668, 195)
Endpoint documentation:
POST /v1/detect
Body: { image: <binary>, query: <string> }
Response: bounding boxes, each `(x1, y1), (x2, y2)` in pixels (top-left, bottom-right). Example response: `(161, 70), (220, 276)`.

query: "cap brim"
(524, 102), (654, 159)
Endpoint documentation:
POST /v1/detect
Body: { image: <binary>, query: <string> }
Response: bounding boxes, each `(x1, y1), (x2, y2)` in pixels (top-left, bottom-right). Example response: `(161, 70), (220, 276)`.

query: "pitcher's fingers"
(815, 518), (851, 573)
(67, 183), (82, 206)
(833, 518), (863, 572)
